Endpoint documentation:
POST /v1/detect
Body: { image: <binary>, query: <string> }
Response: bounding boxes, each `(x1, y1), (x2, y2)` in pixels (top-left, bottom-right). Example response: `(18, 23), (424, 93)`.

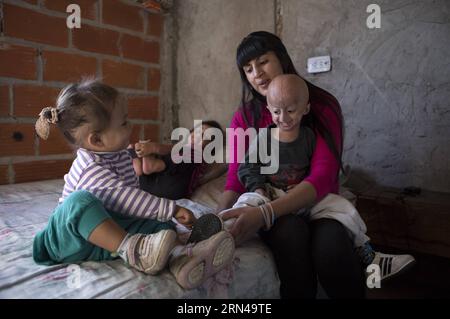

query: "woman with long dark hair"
(218, 31), (413, 298)
(216, 31), (363, 298)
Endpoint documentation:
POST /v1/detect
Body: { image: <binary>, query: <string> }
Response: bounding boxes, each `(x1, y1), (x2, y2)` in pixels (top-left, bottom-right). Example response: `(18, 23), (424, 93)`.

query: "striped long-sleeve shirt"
(59, 148), (177, 221)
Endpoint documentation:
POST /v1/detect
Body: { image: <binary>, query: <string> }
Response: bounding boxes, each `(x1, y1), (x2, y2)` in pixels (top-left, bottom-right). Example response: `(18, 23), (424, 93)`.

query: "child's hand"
(135, 140), (157, 157)
(175, 207), (196, 228)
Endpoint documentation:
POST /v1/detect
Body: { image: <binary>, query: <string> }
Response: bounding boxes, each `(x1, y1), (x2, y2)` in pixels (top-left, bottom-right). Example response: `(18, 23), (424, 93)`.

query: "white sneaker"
(368, 252), (416, 281)
(169, 231), (235, 289)
(125, 229), (177, 275)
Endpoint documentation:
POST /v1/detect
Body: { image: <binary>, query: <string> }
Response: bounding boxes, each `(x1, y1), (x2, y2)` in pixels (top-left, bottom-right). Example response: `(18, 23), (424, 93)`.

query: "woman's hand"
(175, 207), (196, 228)
(285, 184), (297, 193)
(221, 206), (265, 246)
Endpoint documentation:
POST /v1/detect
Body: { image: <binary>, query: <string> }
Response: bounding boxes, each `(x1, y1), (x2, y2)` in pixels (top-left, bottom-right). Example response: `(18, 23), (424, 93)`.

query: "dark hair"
(189, 120), (224, 155)
(45, 79), (119, 145)
(202, 120), (223, 133)
(190, 120), (224, 134)
(236, 31), (344, 173)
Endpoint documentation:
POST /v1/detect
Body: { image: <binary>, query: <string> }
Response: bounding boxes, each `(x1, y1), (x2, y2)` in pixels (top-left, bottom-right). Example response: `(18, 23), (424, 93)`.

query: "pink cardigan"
(225, 104), (341, 201)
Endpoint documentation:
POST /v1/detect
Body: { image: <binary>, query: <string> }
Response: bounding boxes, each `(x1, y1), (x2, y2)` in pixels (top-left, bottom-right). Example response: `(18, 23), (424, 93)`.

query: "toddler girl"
(32, 79), (234, 290)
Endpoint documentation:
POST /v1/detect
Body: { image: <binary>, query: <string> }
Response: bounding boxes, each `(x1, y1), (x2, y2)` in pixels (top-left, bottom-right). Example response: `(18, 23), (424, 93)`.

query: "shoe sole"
(178, 231), (235, 289)
(143, 229), (177, 275)
(187, 214), (223, 244)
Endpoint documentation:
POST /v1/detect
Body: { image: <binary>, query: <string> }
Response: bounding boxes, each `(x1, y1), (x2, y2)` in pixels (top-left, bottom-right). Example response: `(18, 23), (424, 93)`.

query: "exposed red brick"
(121, 34), (159, 64)
(13, 159), (73, 183)
(127, 95), (158, 120)
(0, 165), (9, 185)
(43, 51), (97, 82)
(143, 124), (159, 141)
(103, 1), (143, 32)
(0, 86), (10, 116)
(73, 24), (120, 56)
(3, 4), (68, 47)
(39, 126), (73, 155)
(147, 12), (164, 37)
(14, 85), (61, 117)
(0, 124), (35, 156)
(103, 59), (145, 90)
(148, 68), (161, 91)
(129, 124), (141, 143)
(44, 0), (97, 20)
(0, 44), (37, 80)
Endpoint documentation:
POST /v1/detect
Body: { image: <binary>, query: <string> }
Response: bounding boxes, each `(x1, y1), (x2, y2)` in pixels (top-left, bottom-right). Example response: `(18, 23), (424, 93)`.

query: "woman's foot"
(169, 231), (235, 289)
(142, 155), (165, 175)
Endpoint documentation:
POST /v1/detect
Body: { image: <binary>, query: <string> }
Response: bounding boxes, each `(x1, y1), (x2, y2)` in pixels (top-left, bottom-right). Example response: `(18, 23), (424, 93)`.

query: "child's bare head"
(266, 74), (310, 132)
(36, 78), (130, 151)
(267, 74), (309, 112)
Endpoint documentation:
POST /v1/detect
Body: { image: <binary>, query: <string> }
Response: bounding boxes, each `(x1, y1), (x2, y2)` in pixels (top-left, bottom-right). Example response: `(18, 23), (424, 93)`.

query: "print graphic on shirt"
(268, 164), (309, 191)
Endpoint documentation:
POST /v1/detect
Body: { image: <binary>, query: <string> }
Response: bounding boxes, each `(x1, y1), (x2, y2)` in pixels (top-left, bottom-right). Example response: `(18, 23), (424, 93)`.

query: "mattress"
(0, 177), (280, 299)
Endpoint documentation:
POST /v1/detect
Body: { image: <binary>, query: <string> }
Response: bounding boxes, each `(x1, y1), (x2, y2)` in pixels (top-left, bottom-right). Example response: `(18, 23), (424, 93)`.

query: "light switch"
(307, 55), (331, 74)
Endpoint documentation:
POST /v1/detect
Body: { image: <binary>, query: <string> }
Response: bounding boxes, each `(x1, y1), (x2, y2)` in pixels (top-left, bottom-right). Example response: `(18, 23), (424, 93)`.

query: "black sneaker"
(187, 213), (223, 244)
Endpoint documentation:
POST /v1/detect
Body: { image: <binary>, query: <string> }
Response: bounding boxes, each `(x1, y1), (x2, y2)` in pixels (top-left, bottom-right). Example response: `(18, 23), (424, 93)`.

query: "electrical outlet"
(307, 55), (331, 74)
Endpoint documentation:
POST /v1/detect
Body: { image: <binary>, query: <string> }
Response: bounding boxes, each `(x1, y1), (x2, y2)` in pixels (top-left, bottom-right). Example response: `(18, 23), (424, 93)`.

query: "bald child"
(238, 74), (315, 198)
(237, 74), (415, 280)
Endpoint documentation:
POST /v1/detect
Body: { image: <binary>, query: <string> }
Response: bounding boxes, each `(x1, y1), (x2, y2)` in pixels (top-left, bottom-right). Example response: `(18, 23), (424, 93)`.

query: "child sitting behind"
(234, 74), (415, 282)
(129, 121), (225, 200)
(32, 79), (235, 290)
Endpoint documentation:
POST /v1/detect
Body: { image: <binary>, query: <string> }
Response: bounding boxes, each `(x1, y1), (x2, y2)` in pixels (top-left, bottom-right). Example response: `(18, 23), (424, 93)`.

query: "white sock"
(115, 233), (132, 263)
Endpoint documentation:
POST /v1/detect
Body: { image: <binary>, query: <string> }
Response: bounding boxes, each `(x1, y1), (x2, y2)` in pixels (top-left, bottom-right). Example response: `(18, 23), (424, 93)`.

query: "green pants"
(33, 190), (175, 265)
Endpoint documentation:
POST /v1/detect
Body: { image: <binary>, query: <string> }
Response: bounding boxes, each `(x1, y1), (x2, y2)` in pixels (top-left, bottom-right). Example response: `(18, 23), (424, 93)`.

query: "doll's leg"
(142, 155), (166, 175)
(127, 144), (143, 176)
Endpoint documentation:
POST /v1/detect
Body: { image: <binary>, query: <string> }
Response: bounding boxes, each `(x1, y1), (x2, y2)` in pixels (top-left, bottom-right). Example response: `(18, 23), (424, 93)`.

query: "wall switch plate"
(307, 55), (331, 73)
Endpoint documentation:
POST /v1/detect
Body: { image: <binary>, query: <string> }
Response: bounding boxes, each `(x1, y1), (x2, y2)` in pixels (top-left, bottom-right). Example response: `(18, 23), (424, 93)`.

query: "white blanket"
(0, 178), (280, 299)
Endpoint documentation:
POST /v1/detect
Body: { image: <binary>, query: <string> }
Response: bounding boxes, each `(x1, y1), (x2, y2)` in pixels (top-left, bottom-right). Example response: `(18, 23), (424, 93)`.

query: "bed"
(0, 175), (280, 299)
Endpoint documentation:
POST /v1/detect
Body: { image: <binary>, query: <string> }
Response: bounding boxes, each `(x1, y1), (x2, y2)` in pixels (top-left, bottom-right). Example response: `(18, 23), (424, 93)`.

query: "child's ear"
(87, 132), (104, 148)
(304, 103), (311, 115)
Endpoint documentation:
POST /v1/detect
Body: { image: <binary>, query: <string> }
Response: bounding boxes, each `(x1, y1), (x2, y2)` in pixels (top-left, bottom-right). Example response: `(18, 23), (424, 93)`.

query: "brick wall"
(0, 0), (163, 184)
